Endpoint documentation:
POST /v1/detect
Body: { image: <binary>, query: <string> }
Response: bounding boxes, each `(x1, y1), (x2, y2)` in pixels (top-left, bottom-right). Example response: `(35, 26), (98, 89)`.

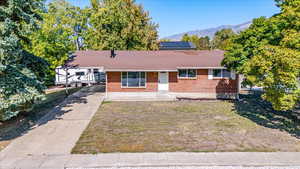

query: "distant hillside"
(163, 21), (252, 41)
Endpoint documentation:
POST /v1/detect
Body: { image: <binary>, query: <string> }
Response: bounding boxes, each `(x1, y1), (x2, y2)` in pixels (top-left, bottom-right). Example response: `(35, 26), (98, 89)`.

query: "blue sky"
(48, 0), (280, 38)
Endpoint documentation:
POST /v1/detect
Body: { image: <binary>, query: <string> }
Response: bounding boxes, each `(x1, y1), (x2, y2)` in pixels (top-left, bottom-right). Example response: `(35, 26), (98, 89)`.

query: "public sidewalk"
(1, 152), (300, 169)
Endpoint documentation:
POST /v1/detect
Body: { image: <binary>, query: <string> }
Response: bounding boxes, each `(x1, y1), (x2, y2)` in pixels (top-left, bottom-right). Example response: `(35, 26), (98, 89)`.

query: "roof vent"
(110, 49), (116, 58)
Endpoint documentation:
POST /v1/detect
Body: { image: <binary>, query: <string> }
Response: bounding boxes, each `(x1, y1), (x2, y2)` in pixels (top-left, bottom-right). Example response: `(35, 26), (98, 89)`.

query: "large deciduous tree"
(27, 0), (88, 85)
(85, 0), (159, 50)
(223, 0), (300, 111)
(0, 0), (47, 120)
(212, 28), (236, 50)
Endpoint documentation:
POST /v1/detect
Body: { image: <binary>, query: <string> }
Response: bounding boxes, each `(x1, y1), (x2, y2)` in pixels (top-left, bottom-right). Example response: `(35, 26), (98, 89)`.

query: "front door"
(158, 72), (169, 91)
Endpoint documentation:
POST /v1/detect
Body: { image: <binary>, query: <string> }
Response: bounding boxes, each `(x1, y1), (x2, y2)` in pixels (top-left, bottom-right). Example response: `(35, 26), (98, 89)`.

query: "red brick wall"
(107, 70), (238, 93)
(107, 72), (158, 92)
(169, 69), (238, 93)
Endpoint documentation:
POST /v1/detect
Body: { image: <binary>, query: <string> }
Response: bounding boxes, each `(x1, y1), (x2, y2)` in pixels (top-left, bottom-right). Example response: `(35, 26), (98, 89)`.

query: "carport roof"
(67, 50), (226, 71)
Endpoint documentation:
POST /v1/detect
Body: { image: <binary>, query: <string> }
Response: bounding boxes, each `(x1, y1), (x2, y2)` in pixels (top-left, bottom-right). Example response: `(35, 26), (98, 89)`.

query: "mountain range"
(163, 21), (252, 41)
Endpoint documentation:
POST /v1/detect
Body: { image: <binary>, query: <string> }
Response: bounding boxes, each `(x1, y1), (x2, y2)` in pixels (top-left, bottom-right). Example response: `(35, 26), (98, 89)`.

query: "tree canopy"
(181, 34), (210, 50)
(181, 29), (236, 50)
(0, 0), (47, 120)
(223, 0), (300, 111)
(85, 0), (159, 50)
(211, 29), (236, 50)
(27, 0), (86, 85)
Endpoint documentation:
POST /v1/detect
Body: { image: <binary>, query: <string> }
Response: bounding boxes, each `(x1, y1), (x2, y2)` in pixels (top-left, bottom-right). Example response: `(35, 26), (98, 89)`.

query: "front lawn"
(72, 95), (300, 153)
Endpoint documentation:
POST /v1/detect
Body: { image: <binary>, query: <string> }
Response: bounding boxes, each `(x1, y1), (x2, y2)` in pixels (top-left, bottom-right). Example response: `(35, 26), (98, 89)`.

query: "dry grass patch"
(72, 98), (300, 153)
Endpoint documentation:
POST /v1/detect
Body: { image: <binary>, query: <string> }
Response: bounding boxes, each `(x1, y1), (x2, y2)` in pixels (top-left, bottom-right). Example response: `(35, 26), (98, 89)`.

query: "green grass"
(72, 97), (300, 154)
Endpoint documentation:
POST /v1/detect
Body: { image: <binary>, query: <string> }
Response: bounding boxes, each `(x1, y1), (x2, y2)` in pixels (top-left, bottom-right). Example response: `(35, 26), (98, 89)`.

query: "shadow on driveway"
(0, 85), (105, 145)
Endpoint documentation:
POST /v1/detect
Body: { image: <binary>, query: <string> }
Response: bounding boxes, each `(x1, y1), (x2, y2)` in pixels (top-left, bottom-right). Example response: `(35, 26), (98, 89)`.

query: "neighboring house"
(67, 50), (240, 99)
(55, 66), (105, 86)
(159, 41), (196, 50)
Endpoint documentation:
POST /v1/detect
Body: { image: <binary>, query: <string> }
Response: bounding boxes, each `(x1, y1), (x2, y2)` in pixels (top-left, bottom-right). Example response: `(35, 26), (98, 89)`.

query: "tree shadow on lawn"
(0, 85), (104, 144)
(234, 92), (300, 139)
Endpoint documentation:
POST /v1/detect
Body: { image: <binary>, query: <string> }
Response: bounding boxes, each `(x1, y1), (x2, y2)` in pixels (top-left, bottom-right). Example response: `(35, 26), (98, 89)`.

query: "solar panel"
(159, 41), (196, 50)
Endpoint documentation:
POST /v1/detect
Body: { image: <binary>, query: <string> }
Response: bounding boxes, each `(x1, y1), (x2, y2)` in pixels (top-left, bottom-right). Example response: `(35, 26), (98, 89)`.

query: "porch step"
(105, 92), (176, 101)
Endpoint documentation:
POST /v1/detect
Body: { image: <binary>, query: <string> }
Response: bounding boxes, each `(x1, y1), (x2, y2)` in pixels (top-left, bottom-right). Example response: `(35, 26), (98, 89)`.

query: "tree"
(27, 0), (87, 85)
(222, 0), (300, 111)
(160, 39), (171, 42)
(198, 36), (210, 50)
(181, 34), (190, 42)
(181, 34), (210, 50)
(212, 28), (236, 50)
(0, 0), (47, 120)
(85, 0), (159, 50)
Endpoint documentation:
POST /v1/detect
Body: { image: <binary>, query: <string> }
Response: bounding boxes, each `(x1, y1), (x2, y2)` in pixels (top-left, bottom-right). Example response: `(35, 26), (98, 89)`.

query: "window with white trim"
(178, 69), (196, 78)
(121, 72), (146, 87)
(212, 69), (231, 78)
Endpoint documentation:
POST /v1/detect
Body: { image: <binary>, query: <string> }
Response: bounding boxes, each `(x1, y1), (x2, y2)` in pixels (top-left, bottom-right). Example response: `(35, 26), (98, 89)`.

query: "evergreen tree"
(0, 0), (47, 120)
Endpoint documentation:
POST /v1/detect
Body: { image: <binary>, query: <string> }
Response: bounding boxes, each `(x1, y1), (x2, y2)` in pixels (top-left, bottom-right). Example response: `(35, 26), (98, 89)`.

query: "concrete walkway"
(0, 86), (105, 168)
(1, 152), (300, 169)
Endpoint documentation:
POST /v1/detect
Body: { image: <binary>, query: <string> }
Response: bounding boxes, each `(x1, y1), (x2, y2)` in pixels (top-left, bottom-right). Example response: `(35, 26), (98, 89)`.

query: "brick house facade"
(67, 50), (240, 99)
(107, 70), (238, 95)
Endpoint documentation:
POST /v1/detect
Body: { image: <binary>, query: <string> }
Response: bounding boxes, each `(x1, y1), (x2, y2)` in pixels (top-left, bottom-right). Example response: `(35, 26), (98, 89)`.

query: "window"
(178, 69), (196, 78)
(76, 72), (85, 76)
(212, 69), (231, 78)
(213, 69), (222, 78)
(222, 69), (231, 78)
(121, 72), (146, 88)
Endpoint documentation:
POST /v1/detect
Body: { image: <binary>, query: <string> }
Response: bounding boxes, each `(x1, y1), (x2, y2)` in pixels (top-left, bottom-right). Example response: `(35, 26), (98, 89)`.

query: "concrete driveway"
(0, 86), (105, 167)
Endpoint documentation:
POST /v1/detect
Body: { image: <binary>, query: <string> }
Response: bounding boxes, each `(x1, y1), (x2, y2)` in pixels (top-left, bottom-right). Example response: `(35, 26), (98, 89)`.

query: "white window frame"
(121, 72), (147, 88)
(178, 69), (197, 79)
(208, 69), (236, 80)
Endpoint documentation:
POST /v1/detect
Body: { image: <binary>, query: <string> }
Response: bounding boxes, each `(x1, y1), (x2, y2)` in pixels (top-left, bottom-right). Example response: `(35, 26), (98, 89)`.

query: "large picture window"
(121, 72), (146, 88)
(178, 69), (196, 78)
(213, 69), (231, 78)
